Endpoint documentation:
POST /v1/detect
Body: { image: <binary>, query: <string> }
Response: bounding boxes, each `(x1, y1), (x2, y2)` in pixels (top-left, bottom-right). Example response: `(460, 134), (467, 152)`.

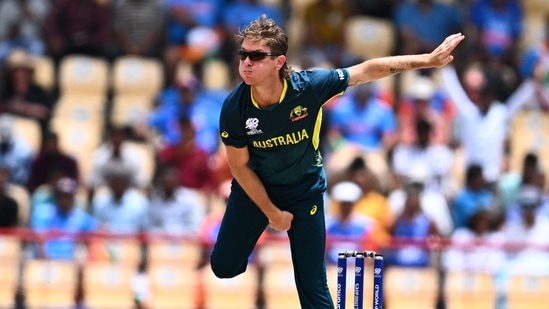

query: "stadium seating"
(23, 260), (78, 308)
(509, 110), (549, 183)
(0, 257), (19, 308)
(111, 56), (164, 99)
(110, 56), (163, 130)
(344, 16), (395, 60)
(9, 115), (42, 154)
(50, 111), (104, 182)
(202, 265), (259, 309)
(259, 241), (301, 309)
(202, 59), (231, 91)
(147, 240), (202, 308)
(521, 13), (547, 51)
(523, 0), (549, 16)
(0, 236), (21, 308)
(445, 271), (496, 309)
(53, 55), (110, 183)
(58, 55), (109, 98)
(507, 275), (549, 309)
(83, 261), (137, 309)
(383, 266), (439, 309)
(33, 55), (56, 92)
(110, 95), (152, 129)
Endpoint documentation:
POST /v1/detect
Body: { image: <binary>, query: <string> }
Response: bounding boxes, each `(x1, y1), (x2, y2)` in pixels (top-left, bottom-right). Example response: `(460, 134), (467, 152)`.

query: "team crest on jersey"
(245, 117), (263, 135)
(289, 105), (308, 122)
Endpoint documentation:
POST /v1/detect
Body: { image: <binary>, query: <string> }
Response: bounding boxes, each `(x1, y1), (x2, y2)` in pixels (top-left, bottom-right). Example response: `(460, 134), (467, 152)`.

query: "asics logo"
(310, 205), (318, 215)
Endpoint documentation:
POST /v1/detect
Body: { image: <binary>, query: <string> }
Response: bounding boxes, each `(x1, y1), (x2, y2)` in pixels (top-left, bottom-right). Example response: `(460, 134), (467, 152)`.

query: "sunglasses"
(237, 50), (282, 61)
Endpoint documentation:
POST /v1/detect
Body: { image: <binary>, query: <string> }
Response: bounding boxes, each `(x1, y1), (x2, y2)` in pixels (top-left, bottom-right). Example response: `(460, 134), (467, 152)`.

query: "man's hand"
(428, 33), (465, 68)
(268, 210), (294, 232)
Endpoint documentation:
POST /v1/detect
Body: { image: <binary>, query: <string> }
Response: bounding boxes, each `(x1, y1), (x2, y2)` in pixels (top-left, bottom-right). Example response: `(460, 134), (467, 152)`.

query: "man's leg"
(287, 196), (335, 309)
(210, 188), (268, 278)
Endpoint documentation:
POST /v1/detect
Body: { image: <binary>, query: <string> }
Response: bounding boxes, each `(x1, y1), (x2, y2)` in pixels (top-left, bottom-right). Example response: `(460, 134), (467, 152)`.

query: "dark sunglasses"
(237, 50), (282, 61)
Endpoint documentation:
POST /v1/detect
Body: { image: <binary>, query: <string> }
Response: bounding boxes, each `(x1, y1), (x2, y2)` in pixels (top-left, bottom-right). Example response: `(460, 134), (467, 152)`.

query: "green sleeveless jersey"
(219, 68), (349, 187)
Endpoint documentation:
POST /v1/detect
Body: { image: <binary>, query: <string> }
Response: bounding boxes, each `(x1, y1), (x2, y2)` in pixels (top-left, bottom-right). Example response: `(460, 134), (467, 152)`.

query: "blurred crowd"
(1, 0), (549, 308)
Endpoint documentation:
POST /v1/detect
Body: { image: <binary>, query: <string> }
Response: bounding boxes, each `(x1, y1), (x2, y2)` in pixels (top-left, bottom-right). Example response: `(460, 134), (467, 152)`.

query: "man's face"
(109, 176), (128, 195)
(463, 68), (485, 104)
(160, 168), (179, 191)
(56, 193), (75, 213)
(238, 39), (284, 86)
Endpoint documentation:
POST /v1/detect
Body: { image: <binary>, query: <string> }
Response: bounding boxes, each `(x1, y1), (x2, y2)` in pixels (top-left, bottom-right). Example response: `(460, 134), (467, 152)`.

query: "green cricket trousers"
(210, 174), (334, 309)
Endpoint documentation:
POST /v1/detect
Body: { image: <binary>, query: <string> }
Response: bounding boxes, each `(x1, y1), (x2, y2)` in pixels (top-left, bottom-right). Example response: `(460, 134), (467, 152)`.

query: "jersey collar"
(251, 79), (288, 109)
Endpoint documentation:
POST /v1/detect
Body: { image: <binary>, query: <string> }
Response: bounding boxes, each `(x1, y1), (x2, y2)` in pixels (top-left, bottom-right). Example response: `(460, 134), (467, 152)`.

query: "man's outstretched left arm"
(347, 33), (465, 86)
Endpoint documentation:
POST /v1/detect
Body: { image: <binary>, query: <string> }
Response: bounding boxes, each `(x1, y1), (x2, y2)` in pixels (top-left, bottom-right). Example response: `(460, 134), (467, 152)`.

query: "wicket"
(336, 251), (384, 309)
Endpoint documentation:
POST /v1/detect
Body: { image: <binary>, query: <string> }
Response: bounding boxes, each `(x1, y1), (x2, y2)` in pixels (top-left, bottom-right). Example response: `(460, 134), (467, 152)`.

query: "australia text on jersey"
(252, 129), (310, 148)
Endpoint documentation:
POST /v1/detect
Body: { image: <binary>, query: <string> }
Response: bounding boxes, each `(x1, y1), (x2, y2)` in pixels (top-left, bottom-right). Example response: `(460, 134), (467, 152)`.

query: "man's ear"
(276, 55), (287, 70)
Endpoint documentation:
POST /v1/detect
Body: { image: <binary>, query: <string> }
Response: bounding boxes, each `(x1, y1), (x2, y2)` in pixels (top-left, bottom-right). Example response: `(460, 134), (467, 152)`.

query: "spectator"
(30, 166), (86, 219)
(468, 0), (522, 66)
(443, 208), (506, 274)
(301, 0), (351, 68)
(91, 167), (150, 235)
(350, 0), (397, 20)
(198, 179), (232, 257)
(518, 48), (549, 111)
(112, 0), (165, 59)
(222, 0), (283, 34)
(43, 0), (111, 61)
(392, 118), (454, 196)
(325, 181), (376, 264)
(0, 114), (34, 186)
(87, 126), (148, 199)
(0, 165), (31, 227)
(149, 72), (222, 154)
(500, 184), (549, 275)
(393, 0), (462, 55)
(441, 63), (533, 184)
(0, 166), (19, 228)
(30, 177), (96, 260)
(0, 0), (50, 61)
(517, 17), (549, 112)
(505, 185), (548, 224)
(148, 164), (206, 236)
(497, 152), (540, 210)
(331, 156), (392, 246)
(162, 0), (224, 77)
(27, 131), (79, 194)
(451, 164), (496, 230)
(327, 82), (397, 190)
(388, 166), (454, 236)
(0, 49), (54, 135)
(209, 143), (233, 190)
(386, 184), (439, 267)
(397, 75), (455, 146)
(157, 115), (216, 193)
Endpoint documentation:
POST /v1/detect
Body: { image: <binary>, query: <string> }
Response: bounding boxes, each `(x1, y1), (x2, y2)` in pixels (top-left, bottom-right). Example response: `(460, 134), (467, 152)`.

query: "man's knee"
(210, 253), (245, 278)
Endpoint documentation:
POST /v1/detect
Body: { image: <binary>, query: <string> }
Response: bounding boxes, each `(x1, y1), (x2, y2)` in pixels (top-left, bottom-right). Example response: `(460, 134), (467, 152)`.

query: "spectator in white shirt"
(92, 167), (149, 235)
(388, 166), (454, 236)
(148, 165), (206, 237)
(441, 64), (532, 184)
(443, 208), (506, 274)
(501, 185), (549, 276)
(87, 126), (149, 199)
(392, 118), (454, 197)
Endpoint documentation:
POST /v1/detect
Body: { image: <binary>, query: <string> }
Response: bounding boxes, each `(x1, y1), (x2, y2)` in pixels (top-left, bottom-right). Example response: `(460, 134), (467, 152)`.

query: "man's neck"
(251, 79), (284, 109)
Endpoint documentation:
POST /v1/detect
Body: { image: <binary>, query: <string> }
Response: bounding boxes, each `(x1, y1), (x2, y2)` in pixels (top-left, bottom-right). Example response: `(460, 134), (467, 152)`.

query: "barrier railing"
(1, 228), (549, 309)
